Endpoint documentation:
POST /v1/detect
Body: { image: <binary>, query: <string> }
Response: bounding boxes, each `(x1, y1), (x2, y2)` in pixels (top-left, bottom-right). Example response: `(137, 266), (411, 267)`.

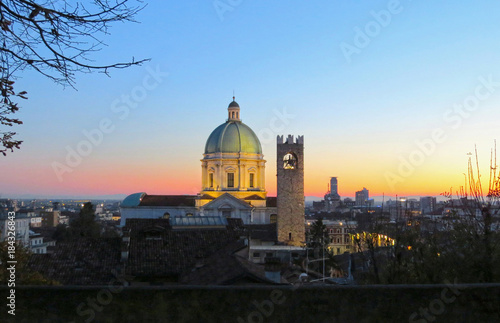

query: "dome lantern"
(204, 97), (263, 155)
(228, 96), (240, 121)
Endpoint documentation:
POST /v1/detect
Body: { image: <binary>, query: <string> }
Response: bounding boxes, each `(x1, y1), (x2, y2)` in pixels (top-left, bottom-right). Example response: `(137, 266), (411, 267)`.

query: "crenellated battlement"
(277, 135), (304, 145)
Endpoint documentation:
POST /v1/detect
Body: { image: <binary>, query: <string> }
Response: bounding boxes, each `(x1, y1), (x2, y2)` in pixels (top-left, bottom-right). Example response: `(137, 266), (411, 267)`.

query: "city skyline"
(2, 1), (500, 198)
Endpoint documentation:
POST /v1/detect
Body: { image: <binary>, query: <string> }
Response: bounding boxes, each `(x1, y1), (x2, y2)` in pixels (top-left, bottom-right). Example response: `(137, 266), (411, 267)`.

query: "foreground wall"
(1, 284), (500, 322)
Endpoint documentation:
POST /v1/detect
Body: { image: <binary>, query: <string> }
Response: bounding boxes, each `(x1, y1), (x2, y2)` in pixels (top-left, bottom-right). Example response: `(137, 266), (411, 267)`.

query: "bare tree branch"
(0, 0), (150, 154)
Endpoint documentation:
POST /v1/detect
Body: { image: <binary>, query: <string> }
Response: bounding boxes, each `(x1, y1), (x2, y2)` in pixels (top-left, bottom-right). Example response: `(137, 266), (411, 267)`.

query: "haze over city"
(2, 0), (500, 199)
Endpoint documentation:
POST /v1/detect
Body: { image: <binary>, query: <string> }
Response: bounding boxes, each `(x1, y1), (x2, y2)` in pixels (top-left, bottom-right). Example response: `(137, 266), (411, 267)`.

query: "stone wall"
(2, 284), (500, 322)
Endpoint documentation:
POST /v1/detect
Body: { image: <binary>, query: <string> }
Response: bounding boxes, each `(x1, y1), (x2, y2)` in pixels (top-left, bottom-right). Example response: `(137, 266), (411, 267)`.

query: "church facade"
(120, 98), (277, 226)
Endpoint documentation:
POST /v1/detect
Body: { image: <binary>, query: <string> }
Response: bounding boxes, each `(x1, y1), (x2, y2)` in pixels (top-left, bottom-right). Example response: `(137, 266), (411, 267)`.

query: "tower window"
(289, 232), (292, 240)
(283, 153), (297, 169)
(249, 173), (255, 188)
(227, 173), (234, 188)
(232, 111), (235, 119)
(209, 173), (214, 188)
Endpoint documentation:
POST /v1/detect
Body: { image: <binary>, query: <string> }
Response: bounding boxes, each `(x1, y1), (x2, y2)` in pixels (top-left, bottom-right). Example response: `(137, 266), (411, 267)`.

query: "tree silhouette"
(0, 0), (149, 154)
(69, 202), (100, 238)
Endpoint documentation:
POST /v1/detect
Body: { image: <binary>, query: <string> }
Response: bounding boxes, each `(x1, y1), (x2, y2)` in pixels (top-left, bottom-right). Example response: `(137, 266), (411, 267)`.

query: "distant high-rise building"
(355, 188), (369, 206)
(323, 177), (341, 211)
(343, 197), (355, 207)
(330, 177), (340, 199)
(420, 196), (436, 215)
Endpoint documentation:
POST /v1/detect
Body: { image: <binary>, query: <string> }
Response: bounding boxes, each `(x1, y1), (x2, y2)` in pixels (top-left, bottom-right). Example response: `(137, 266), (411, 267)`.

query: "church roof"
(121, 192), (146, 207)
(243, 194), (266, 201)
(140, 195), (196, 207)
(204, 121), (262, 154)
(121, 193), (196, 207)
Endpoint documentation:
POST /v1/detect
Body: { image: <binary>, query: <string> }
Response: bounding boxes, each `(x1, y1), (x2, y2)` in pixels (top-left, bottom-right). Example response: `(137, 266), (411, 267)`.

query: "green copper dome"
(205, 121), (262, 154)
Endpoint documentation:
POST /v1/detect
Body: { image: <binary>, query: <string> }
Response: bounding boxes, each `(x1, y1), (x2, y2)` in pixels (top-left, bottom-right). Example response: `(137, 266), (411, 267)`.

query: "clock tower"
(276, 135), (305, 246)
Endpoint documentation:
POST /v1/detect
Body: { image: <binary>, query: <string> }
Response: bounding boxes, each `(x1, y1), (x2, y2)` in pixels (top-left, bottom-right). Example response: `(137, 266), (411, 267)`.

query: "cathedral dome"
(204, 121), (262, 154)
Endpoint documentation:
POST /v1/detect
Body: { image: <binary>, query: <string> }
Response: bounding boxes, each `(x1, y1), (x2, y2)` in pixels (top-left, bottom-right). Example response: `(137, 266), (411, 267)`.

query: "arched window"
(289, 232), (292, 240)
(249, 173), (255, 188)
(283, 152), (297, 169)
(209, 173), (214, 188)
(232, 111), (235, 119)
(270, 214), (277, 223)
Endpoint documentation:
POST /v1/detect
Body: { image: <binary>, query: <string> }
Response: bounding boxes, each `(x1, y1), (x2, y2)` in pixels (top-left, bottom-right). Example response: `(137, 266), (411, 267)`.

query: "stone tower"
(276, 135), (305, 246)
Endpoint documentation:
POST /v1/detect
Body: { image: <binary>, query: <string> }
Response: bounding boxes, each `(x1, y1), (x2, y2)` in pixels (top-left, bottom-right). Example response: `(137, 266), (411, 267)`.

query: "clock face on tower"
(283, 153), (296, 169)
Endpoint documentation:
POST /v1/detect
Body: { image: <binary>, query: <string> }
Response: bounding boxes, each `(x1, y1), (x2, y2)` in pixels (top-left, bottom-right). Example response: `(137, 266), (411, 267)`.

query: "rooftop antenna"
(382, 192), (385, 214)
(233, 90), (235, 101)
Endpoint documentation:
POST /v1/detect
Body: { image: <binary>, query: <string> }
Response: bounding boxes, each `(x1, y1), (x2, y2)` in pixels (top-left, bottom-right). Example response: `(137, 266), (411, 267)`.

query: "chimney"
(264, 257), (281, 283)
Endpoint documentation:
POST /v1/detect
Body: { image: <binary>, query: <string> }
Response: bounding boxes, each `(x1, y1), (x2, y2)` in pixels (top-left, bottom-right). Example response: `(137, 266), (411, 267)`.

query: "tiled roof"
(28, 238), (121, 285)
(181, 246), (282, 285)
(124, 218), (242, 278)
(139, 195), (197, 207)
(226, 218), (245, 231)
(18, 208), (35, 213)
(27, 217), (261, 285)
(124, 219), (171, 231)
(266, 197), (277, 207)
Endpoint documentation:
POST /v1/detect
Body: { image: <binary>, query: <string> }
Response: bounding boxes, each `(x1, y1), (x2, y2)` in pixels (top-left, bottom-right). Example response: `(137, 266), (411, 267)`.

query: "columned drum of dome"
(199, 99), (267, 207)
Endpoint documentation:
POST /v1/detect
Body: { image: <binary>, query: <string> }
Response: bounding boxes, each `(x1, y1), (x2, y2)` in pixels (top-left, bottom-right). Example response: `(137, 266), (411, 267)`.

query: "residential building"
(30, 232), (48, 254)
(41, 211), (60, 227)
(421, 196), (437, 215)
(355, 188), (369, 206)
(0, 211), (30, 246)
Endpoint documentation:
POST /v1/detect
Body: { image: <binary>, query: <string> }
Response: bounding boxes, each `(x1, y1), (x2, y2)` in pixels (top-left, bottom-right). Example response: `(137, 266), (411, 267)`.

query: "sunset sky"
(2, 0), (500, 199)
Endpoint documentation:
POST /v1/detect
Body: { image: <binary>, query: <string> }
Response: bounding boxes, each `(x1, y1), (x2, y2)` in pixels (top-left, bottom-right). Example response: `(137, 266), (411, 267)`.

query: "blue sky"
(3, 0), (500, 198)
